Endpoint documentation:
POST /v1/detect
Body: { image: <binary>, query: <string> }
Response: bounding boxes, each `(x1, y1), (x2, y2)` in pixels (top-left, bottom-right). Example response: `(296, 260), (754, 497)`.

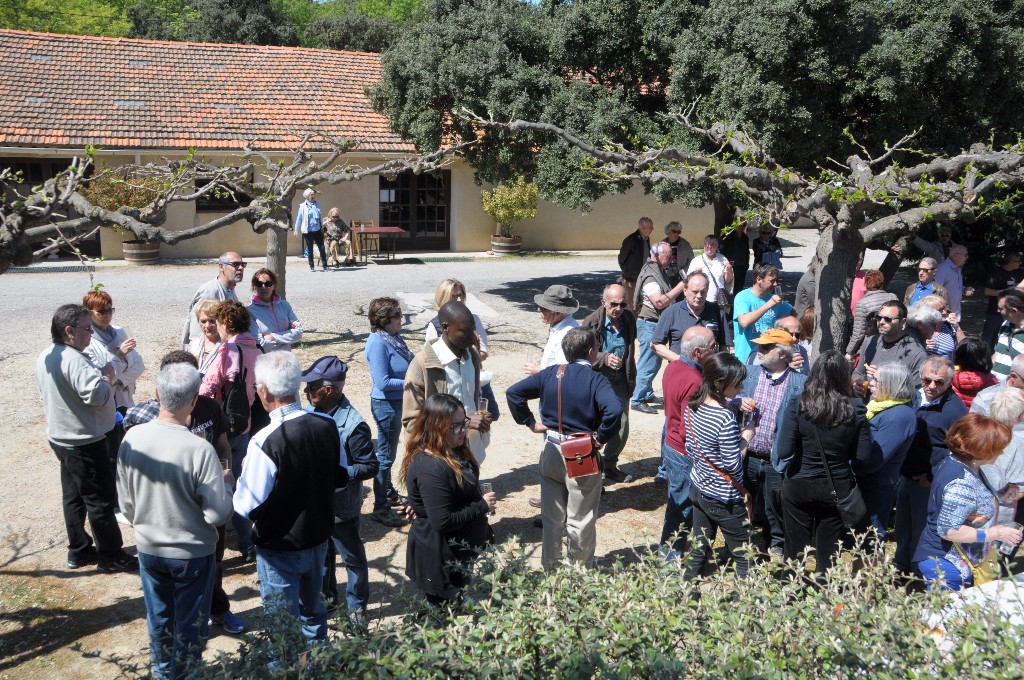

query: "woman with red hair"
(914, 414), (1023, 590)
(82, 289), (145, 409)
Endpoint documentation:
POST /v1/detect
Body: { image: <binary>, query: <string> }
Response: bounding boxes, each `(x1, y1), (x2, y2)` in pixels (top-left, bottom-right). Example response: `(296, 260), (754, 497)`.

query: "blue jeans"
(917, 557), (969, 591)
(257, 542), (330, 643)
(659, 441), (693, 560)
(630, 318), (662, 405)
(321, 481), (369, 611)
(370, 398), (402, 511)
(744, 456), (784, 551)
(138, 552), (216, 680)
(228, 432), (253, 553)
(894, 476), (930, 572)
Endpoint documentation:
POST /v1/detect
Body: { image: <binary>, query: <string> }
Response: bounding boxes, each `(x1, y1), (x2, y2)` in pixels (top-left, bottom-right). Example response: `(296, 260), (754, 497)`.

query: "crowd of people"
(32, 218), (1024, 676)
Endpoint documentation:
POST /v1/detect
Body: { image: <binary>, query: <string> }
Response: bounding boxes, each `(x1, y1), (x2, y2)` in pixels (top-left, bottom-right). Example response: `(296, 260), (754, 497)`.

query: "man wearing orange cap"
(738, 327), (806, 559)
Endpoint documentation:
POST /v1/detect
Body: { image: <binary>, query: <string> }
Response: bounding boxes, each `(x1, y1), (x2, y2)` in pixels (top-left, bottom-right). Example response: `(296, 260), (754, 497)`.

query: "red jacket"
(951, 370), (997, 410)
(663, 359), (702, 452)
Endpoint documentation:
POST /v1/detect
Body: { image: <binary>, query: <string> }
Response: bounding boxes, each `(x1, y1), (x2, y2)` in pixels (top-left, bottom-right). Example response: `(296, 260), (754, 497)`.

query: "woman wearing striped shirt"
(683, 353), (755, 580)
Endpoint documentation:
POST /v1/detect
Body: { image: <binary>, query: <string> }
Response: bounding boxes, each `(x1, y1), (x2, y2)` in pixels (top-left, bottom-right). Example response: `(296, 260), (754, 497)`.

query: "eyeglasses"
(255, 280), (275, 288)
(922, 378), (946, 386)
(220, 260), (246, 268)
(1010, 372), (1024, 383)
(450, 418), (471, 434)
(877, 316), (901, 323)
(303, 381), (327, 393)
(93, 308), (114, 315)
(72, 325), (93, 333)
(606, 301), (628, 308)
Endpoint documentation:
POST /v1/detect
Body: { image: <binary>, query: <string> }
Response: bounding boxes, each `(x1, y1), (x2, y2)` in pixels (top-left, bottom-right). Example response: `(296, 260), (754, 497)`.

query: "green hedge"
(99, 544), (1024, 678)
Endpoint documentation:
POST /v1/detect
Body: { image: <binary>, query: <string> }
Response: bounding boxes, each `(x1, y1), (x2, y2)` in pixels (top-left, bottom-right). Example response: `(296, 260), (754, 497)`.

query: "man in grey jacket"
(35, 304), (136, 573)
(180, 252), (243, 349)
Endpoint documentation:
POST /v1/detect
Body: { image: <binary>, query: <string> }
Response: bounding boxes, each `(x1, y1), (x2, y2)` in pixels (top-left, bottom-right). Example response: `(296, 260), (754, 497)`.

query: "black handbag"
(812, 427), (866, 528)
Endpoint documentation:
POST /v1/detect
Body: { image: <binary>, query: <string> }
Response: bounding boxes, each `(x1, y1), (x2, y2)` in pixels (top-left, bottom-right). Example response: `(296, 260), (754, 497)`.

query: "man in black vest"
(631, 242), (687, 414)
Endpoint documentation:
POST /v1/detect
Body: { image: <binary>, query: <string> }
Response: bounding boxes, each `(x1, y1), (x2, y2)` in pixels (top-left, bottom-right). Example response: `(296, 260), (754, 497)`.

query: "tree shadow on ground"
(0, 569), (144, 672)
(479, 269), (622, 317)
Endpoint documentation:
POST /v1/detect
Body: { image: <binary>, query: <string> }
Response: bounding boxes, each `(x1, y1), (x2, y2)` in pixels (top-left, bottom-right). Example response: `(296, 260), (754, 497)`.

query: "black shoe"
(631, 402), (657, 414)
(654, 472), (668, 486)
(603, 466), (635, 484)
(97, 552), (138, 573)
(532, 516), (543, 528)
(67, 548), (98, 570)
(372, 508), (408, 527)
(241, 547), (257, 564)
(386, 492), (408, 507)
(646, 396), (664, 406)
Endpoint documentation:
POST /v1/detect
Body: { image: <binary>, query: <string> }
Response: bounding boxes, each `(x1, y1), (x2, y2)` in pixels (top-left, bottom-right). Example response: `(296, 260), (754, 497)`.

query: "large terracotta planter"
(122, 239), (160, 264)
(490, 235), (522, 254)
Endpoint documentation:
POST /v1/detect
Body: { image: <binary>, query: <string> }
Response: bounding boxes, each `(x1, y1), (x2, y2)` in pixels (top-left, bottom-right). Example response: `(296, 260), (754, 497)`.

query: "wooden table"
(352, 225), (406, 262)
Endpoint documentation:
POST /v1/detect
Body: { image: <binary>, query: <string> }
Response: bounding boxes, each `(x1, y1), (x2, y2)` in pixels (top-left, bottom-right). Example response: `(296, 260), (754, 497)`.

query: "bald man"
(659, 325), (717, 559)
(582, 283), (637, 482)
(180, 251), (244, 349)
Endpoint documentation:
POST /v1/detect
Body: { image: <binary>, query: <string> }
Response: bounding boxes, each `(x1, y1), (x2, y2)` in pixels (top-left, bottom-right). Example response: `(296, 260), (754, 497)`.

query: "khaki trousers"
(539, 438), (602, 570)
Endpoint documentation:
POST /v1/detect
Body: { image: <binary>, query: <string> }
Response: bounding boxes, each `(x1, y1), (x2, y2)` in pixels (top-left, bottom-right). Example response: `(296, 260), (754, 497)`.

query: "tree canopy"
(373, 0), (1024, 212)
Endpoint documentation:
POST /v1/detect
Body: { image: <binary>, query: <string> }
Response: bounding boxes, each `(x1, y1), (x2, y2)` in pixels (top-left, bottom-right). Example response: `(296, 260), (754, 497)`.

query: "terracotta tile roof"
(0, 29), (414, 153)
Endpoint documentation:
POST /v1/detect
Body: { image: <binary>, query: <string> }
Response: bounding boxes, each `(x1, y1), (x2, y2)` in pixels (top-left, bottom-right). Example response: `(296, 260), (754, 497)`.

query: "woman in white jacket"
(83, 289), (144, 409)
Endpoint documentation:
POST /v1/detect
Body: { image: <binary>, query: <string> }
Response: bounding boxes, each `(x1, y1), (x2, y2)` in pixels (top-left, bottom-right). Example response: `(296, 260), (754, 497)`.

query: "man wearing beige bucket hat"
(524, 285), (581, 375)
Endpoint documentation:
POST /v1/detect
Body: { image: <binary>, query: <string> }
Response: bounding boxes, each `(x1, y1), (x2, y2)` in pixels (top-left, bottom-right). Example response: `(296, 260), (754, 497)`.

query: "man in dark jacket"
(719, 215), (751, 300)
(893, 356), (966, 573)
(582, 283), (636, 483)
(234, 352), (348, 646)
(507, 328), (622, 571)
(303, 356), (380, 627)
(617, 216), (653, 309)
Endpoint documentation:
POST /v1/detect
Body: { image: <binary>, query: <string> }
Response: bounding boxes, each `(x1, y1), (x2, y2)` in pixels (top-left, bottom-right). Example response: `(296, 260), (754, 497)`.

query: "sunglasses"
(606, 301), (628, 308)
(450, 418), (471, 434)
(922, 378), (946, 386)
(877, 315), (901, 323)
(94, 308), (114, 315)
(220, 260), (246, 268)
(918, 268), (934, 273)
(255, 280), (275, 288)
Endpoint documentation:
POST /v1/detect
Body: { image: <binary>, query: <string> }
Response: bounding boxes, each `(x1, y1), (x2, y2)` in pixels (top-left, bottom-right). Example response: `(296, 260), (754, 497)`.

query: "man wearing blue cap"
(302, 356), (379, 626)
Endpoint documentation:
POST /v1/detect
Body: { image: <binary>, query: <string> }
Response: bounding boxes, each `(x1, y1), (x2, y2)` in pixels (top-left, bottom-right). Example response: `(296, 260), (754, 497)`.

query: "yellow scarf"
(865, 398), (910, 420)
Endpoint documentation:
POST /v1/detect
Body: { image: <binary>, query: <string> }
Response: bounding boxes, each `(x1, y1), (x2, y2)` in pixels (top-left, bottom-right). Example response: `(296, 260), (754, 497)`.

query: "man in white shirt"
(525, 285), (580, 374)
(403, 302), (491, 463)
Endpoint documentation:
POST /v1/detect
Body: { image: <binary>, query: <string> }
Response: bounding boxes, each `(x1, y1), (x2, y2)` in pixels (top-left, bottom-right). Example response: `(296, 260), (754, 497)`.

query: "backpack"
(222, 345), (251, 437)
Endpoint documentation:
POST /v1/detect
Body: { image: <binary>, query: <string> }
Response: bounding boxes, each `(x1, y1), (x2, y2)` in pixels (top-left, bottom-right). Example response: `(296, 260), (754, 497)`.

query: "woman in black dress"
(400, 394), (496, 607)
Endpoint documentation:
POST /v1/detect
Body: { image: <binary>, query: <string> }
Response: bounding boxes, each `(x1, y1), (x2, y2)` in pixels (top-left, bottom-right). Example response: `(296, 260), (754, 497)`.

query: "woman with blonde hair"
(401, 393), (495, 607)
(188, 299), (223, 377)
(323, 207), (354, 267)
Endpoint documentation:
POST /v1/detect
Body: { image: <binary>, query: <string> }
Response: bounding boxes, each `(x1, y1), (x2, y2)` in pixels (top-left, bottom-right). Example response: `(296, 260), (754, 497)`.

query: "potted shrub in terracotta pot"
(481, 177), (538, 254)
